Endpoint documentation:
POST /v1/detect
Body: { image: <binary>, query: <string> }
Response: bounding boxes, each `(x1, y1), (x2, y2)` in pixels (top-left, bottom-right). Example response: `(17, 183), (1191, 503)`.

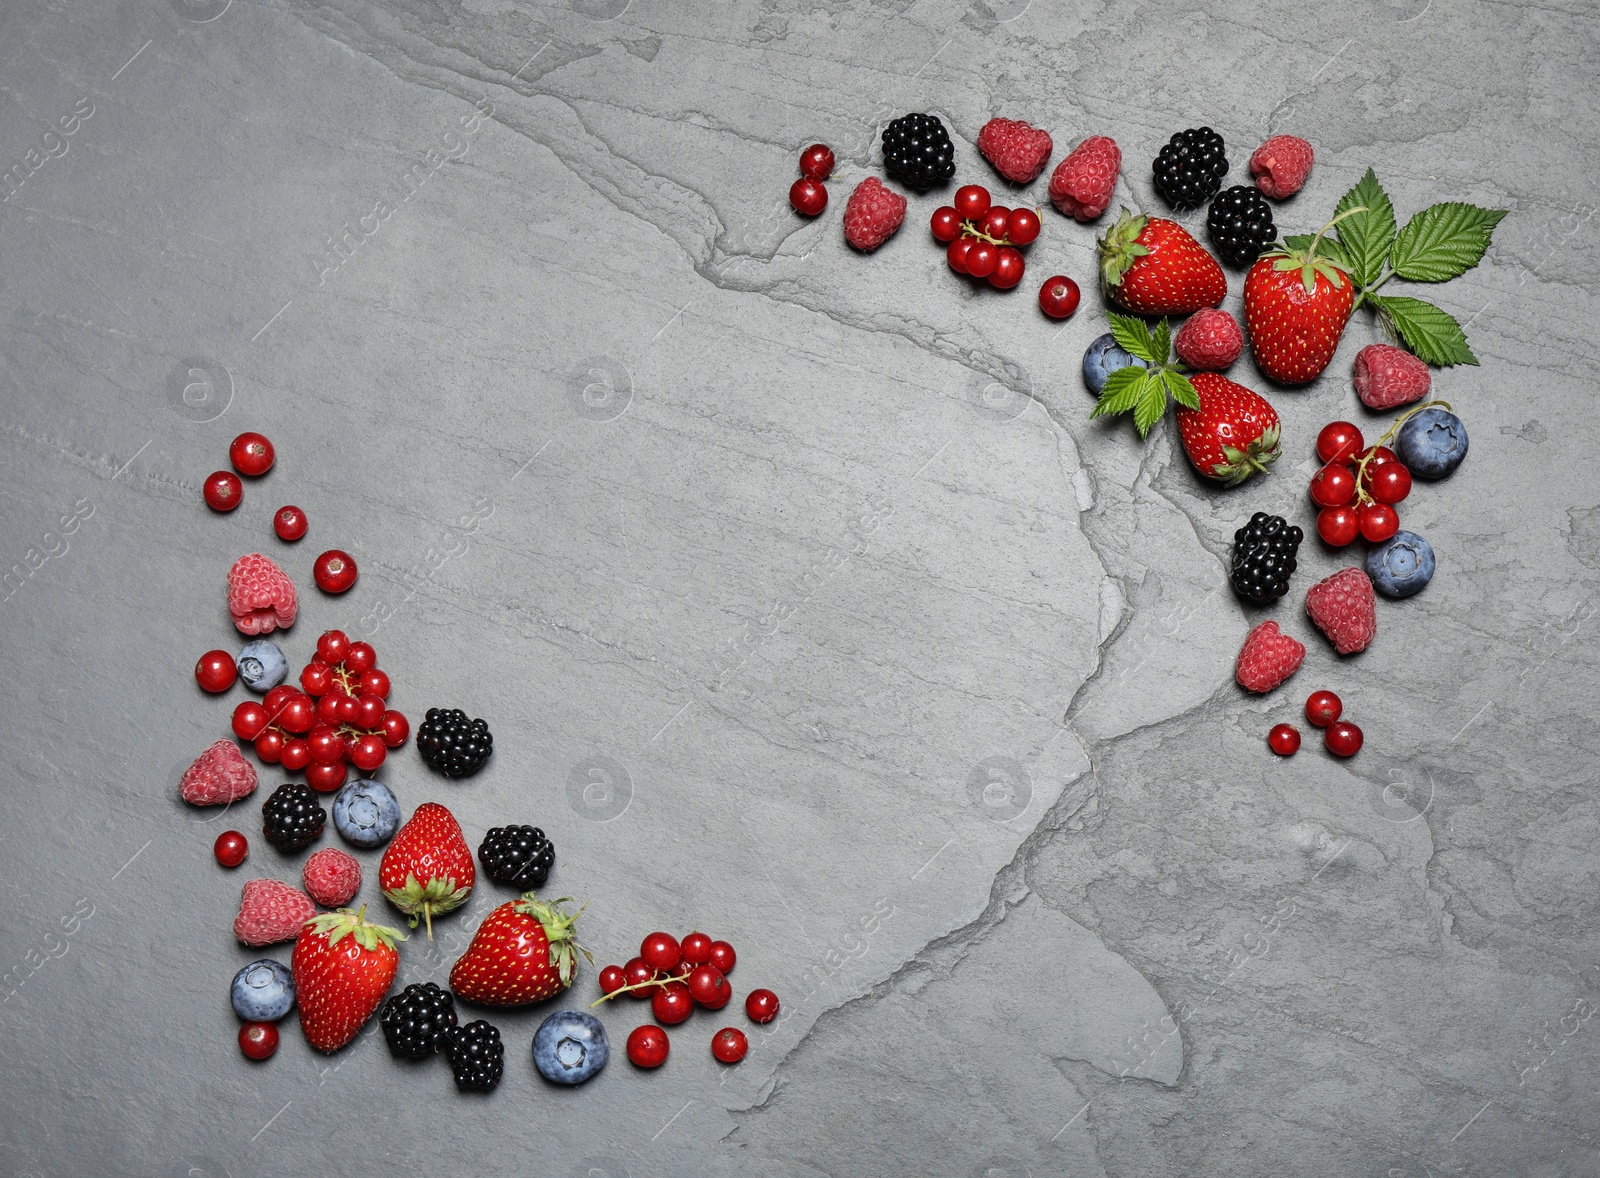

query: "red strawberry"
(1235, 620), (1306, 693)
(977, 117), (1053, 184)
(179, 738), (258, 806)
(379, 802), (474, 938)
(1098, 210), (1226, 315)
(227, 553), (297, 636)
(292, 905), (403, 1052)
(1175, 373), (1282, 486)
(1243, 223), (1355, 384)
(449, 893), (588, 1007)
(1305, 567), (1377, 655)
(1049, 135), (1120, 222)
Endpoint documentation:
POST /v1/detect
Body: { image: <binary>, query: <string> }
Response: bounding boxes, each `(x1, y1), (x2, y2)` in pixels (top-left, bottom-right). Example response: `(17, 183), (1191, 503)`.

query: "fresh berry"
(1268, 724), (1301, 756)
(1230, 512), (1303, 603)
(379, 981), (457, 1059)
(652, 981), (694, 1025)
(1176, 373), (1281, 485)
(708, 941), (736, 974)
(1249, 135), (1314, 198)
(966, 241), (999, 279)
(293, 905), (402, 1052)
(627, 1024), (670, 1068)
(1396, 406), (1468, 478)
(416, 707), (493, 778)
(1316, 505), (1360, 547)
(382, 710), (410, 747)
(1099, 211), (1226, 315)
(195, 650), (237, 693)
(227, 553), (297, 635)
(622, 957), (655, 996)
(312, 549), (357, 594)
(232, 700), (270, 741)
(1235, 620), (1306, 694)
(533, 1010), (609, 1085)
(1366, 462), (1412, 505)
(1357, 502), (1400, 543)
(229, 432), (275, 477)
(233, 878), (318, 946)
(1243, 218), (1356, 384)
(1206, 185), (1276, 267)
(880, 112), (955, 192)
(745, 988), (780, 1023)
(686, 964), (733, 1010)
(954, 184), (990, 220)
(1006, 207), (1040, 245)
(1152, 127), (1228, 210)
(239, 1021), (279, 1060)
(303, 847), (362, 908)
(477, 825), (555, 889)
(1356, 445), (1399, 468)
(231, 959), (295, 1021)
(789, 178), (826, 217)
(1038, 275), (1081, 319)
(930, 206), (961, 242)
(1316, 421), (1364, 465)
(305, 761), (348, 793)
(1081, 333), (1145, 395)
(989, 246), (1025, 289)
(1305, 567), (1377, 655)
(450, 893), (587, 1006)
(204, 470), (243, 512)
(273, 505), (307, 542)
(1352, 344), (1431, 410)
(1174, 308), (1243, 370)
(446, 1020), (504, 1091)
(1310, 463), (1358, 509)
(712, 1027), (749, 1063)
(1325, 720), (1364, 758)
(316, 630), (350, 664)
(799, 143), (834, 182)
(1366, 530), (1435, 598)
(380, 802), (474, 937)
(947, 237), (975, 273)
(180, 739), (259, 807)
(977, 117), (1053, 183)
(680, 932), (713, 967)
(1049, 135), (1120, 222)
(235, 640), (287, 693)
(1305, 690), (1342, 728)
(640, 932), (681, 973)
(215, 830), (249, 868)
(598, 965), (628, 996)
(261, 782), (326, 852)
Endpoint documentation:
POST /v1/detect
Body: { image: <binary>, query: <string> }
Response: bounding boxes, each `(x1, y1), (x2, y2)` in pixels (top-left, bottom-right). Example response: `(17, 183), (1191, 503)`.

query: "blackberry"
(446, 1019), (504, 1092)
(477, 825), (555, 889)
(379, 982), (458, 1060)
(260, 783), (325, 852)
(881, 113), (955, 193)
(1207, 185), (1276, 267)
(1230, 512), (1304, 604)
(416, 708), (493, 778)
(1152, 127), (1228, 210)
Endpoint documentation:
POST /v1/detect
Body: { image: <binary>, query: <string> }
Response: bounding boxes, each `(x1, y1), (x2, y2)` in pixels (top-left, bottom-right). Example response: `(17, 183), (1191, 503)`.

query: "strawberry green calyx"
(383, 872), (471, 938)
(1089, 312), (1200, 438)
(1210, 425), (1282, 486)
(1262, 206), (1365, 295)
(308, 904), (406, 952)
(1097, 207), (1151, 292)
(512, 894), (590, 986)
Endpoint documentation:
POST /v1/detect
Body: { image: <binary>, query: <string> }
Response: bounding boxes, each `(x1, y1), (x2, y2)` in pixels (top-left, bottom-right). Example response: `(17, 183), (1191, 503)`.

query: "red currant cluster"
(592, 930), (779, 1068)
(230, 629), (409, 792)
(1269, 690), (1362, 758)
(929, 184), (1040, 290)
(1309, 421), (1413, 546)
(788, 143), (836, 217)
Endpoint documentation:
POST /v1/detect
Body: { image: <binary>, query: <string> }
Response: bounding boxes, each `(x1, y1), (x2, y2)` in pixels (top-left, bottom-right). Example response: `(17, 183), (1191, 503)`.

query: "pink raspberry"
(1249, 136), (1314, 199)
(1048, 136), (1120, 222)
(842, 177), (906, 252)
(1305, 567), (1377, 655)
(977, 117), (1054, 184)
(227, 553), (297, 636)
(233, 879), (317, 946)
(1352, 344), (1431, 410)
(1175, 308), (1243, 371)
(302, 847), (362, 908)
(1235, 620), (1306, 694)
(179, 739), (258, 806)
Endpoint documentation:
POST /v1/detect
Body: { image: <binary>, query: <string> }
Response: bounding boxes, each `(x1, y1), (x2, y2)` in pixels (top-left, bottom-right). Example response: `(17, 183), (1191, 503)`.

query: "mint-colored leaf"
(1151, 318), (1172, 365)
(1373, 295), (1477, 366)
(1334, 169), (1396, 289)
(1163, 369), (1199, 411)
(1391, 202), (1508, 281)
(1089, 366), (1149, 419)
(1108, 313), (1157, 362)
(1132, 379), (1168, 437)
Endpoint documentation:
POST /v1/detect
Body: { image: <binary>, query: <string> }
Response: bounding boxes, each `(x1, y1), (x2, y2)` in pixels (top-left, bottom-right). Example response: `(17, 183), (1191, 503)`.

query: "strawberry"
(379, 802), (474, 938)
(1175, 373), (1282, 486)
(1242, 216), (1357, 384)
(449, 893), (589, 1007)
(292, 905), (403, 1052)
(1098, 209), (1226, 315)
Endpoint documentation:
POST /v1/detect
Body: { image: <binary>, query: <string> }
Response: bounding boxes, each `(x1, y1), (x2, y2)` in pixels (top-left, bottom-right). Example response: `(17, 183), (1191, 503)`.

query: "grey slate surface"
(1, 0), (1597, 1174)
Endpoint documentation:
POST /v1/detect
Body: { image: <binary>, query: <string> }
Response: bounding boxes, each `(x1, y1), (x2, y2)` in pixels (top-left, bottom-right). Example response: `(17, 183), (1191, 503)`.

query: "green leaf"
(1108, 313), (1157, 362)
(1151, 318), (1172, 365)
(1132, 378), (1168, 437)
(1089, 366), (1149, 419)
(1283, 235), (1351, 270)
(1372, 295), (1477, 366)
(1390, 202), (1508, 282)
(1333, 168), (1397, 289)
(1163, 369), (1199, 411)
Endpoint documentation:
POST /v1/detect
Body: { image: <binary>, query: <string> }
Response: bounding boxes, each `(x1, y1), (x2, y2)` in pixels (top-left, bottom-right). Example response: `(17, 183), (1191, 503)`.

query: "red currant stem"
(960, 221), (1012, 248)
(588, 965), (691, 1008)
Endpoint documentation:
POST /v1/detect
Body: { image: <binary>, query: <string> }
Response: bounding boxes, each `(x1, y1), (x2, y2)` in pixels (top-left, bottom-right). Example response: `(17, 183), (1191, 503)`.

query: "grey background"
(0, 0), (1596, 1174)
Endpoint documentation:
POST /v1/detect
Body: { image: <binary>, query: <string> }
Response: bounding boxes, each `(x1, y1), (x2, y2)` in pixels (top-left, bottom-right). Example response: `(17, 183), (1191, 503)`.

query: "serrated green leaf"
(1391, 201), (1508, 281)
(1108, 313), (1157, 362)
(1283, 234), (1351, 269)
(1132, 378), (1167, 437)
(1373, 295), (1477, 366)
(1089, 366), (1150, 419)
(1334, 169), (1396, 288)
(1163, 369), (1199, 410)
(1151, 318), (1172, 364)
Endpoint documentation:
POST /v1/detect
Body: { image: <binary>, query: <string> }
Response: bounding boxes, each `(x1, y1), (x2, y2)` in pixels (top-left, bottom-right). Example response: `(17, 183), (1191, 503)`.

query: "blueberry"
(236, 640), (288, 692)
(531, 1010), (608, 1085)
(331, 780), (401, 848)
(1082, 333), (1146, 396)
(1395, 407), (1468, 479)
(231, 959), (294, 1021)
(1366, 530), (1435, 598)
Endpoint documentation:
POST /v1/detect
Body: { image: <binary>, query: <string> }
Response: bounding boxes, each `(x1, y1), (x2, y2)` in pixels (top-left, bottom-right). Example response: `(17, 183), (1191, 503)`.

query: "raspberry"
(233, 878), (317, 946)
(179, 739), (259, 806)
(1249, 136), (1314, 199)
(842, 178), (906, 252)
(227, 553), (298, 636)
(1352, 344), (1431, 410)
(302, 847), (362, 908)
(1048, 136), (1120, 222)
(977, 117), (1053, 184)
(1235, 620), (1306, 693)
(1305, 567), (1377, 655)
(1174, 308), (1243, 371)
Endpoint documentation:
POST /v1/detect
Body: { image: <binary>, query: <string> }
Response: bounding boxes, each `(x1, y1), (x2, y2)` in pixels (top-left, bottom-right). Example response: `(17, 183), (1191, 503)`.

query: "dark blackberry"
(416, 708), (493, 778)
(477, 825), (555, 889)
(881, 113), (955, 193)
(1152, 127), (1228, 210)
(260, 783), (325, 852)
(1230, 512), (1304, 604)
(379, 982), (458, 1060)
(1207, 185), (1277, 267)
(446, 1019), (504, 1092)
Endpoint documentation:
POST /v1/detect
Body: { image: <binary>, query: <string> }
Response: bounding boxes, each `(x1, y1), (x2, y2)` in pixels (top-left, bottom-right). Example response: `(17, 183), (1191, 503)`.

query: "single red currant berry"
(195, 650), (237, 693)
(745, 988), (780, 1024)
(930, 205), (961, 243)
(788, 177), (827, 217)
(344, 642), (376, 674)
(979, 206), (1011, 240)
(1268, 723), (1301, 756)
(307, 725), (344, 765)
(239, 1021), (279, 1061)
(989, 247), (1025, 290)
(1005, 206), (1041, 245)
(622, 957), (657, 996)
(316, 630), (350, 665)
(1358, 502), (1400, 543)
(213, 830), (249, 868)
(380, 710), (410, 748)
(626, 1024), (670, 1068)
(953, 184), (991, 220)
(280, 739), (312, 771)
(305, 760), (347, 792)
(708, 940), (736, 974)
(1325, 720), (1363, 757)
(1316, 505), (1360, 547)
(686, 964), (733, 1010)
(254, 728), (286, 764)
(314, 692), (343, 726)
(231, 701), (270, 740)
(1309, 463), (1358, 508)
(359, 669), (390, 699)
(313, 550), (358, 594)
(712, 1027), (749, 1064)
(273, 505), (307, 542)
(334, 695), (359, 726)
(965, 241), (999, 279)
(1316, 421), (1363, 465)
(1357, 445), (1398, 467)
(1366, 462), (1412, 505)
(1304, 691), (1342, 732)
(599, 964), (628, 996)
(354, 693), (386, 730)
(278, 694), (314, 734)
(1038, 275), (1081, 319)
(263, 684), (297, 715)
(299, 662), (333, 696)
(652, 981), (694, 1025)
(641, 932), (681, 972)
(947, 236), (975, 274)
(679, 932), (713, 966)
(229, 432), (275, 477)
(798, 143), (835, 182)
(349, 734), (387, 772)
(203, 471), (243, 512)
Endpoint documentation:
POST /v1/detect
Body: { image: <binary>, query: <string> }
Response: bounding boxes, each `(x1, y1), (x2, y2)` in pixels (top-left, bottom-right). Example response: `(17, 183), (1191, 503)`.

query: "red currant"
(978, 205), (1010, 240)
(263, 684), (297, 715)
(239, 1021), (279, 1060)
(679, 932), (713, 966)
(316, 630), (350, 665)
(305, 760), (347, 792)
(686, 964), (733, 1009)
(711, 1027), (749, 1064)
(788, 177), (826, 217)
(1305, 690), (1342, 727)
(254, 729), (285, 764)
(213, 830), (249, 868)
(947, 236), (975, 274)
(1358, 502), (1400, 542)
(381, 710), (410, 748)
(745, 988), (780, 1024)
(1005, 207), (1040, 246)
(626, 1024), (670, 1068)
(1325, 720), (1363, 757)
(281, 739), (312, 771)
(300, 663), (332, 696)
(350, 734), (387, 772)
(1366, 462), (1412, 505)
(231, 701), (270, 740)
(798, 143), (835, 182)
(1357, 445), (1398, 467)
(203, 470), (242, 512)
(708, 940), (736, 974)
(195, 650), (237, 693)
(1315, 421), (1363, 465)
(278, 694), (314, 734)
(953, 184), (990, 220)
(359, 669), (391, 699)
(652, 981), (694, 1025)
(622, 957), (657, 996)
(641, 932), (681, 972)
(307, 725), (344, 765)
(229, 432), (275, 477)
(966, 241), (999, 279)
(598, 964), (628, 996)
(352, 694), (384, 730)
(1316, 505), (1360, 547)
(313, 551), (358, 594)
(989, 247), (1025, 290)
(1268, 723), (1301, 756)
(1038, 275), (1081, 319)
(1309, 463), (1357, 508)
(929, 206), (961, 243)
(344, 642), (376, 674)
(273, 504), (307, 542)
